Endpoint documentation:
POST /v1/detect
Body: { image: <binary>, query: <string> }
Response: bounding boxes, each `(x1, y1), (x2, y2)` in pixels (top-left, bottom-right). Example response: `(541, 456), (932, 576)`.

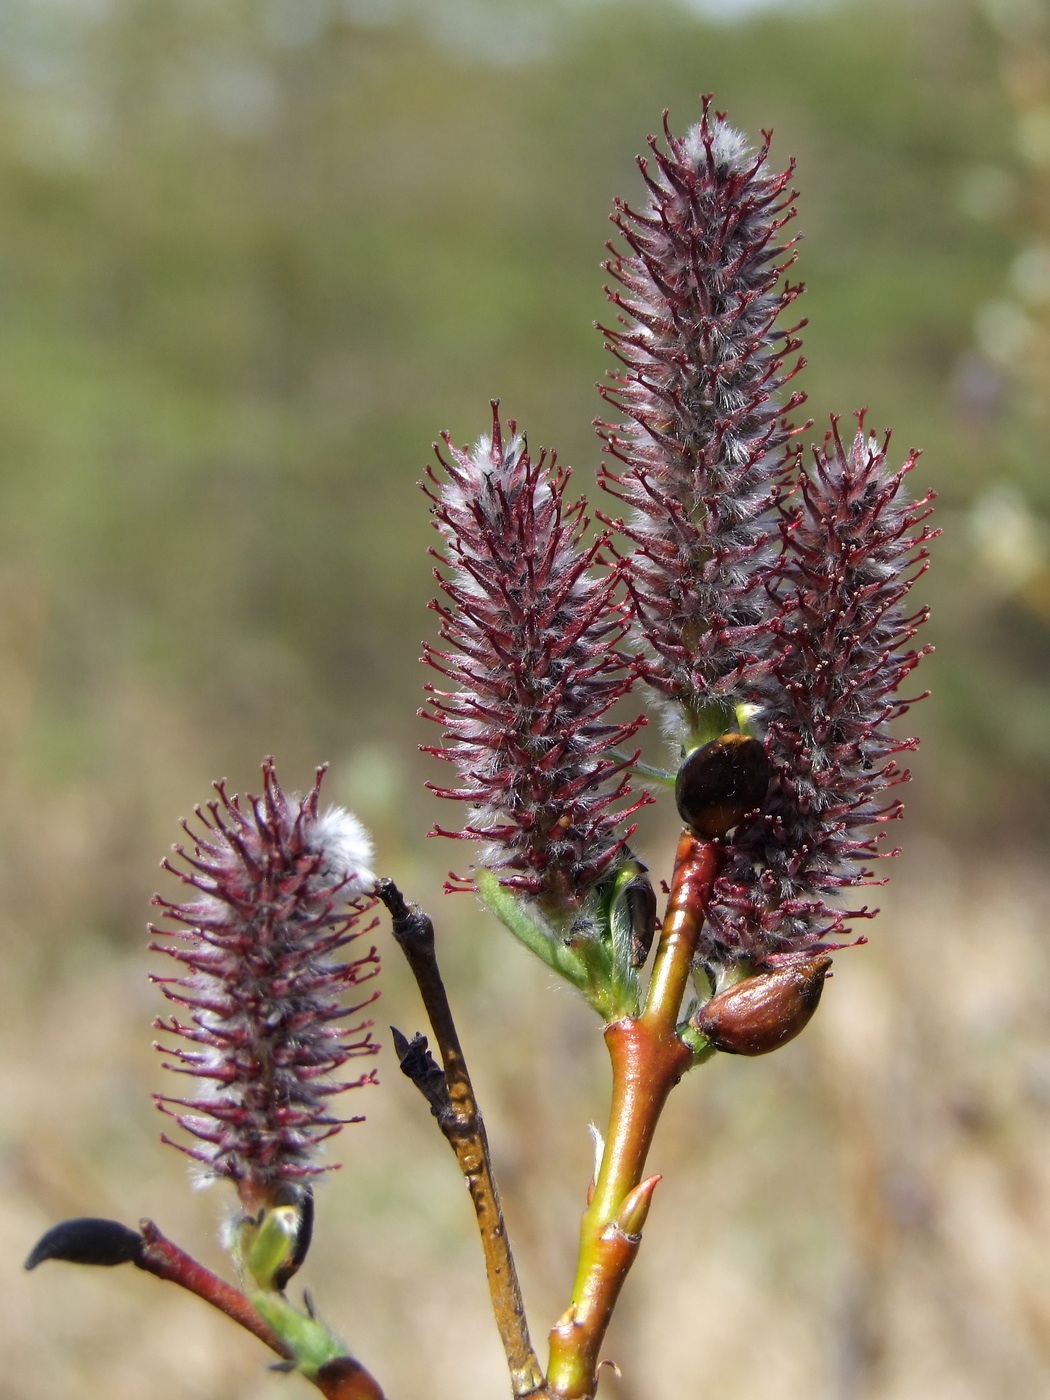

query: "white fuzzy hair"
(309, 805), (376, 897)
(683, 118), (751, 172)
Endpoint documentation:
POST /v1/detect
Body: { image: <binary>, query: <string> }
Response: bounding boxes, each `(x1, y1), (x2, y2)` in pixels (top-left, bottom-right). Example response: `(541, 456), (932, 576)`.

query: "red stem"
(137, 1220), (288, 1356)
(137, 1221), (386, 1400)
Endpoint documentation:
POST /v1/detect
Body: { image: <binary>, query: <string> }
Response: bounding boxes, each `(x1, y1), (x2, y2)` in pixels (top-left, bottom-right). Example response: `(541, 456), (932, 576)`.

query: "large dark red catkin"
(599, 99), (806, 735)
(704, 419), (936, 966)
(151, 759), (380, 1210)
(422, 403), (650, 907)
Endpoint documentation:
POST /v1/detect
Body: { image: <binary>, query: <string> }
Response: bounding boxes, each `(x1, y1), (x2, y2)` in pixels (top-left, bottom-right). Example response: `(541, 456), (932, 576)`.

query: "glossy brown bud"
(692, 954), (832, 1056)
(315, 1358), (387, 1400)
(675, 733), (770, 839)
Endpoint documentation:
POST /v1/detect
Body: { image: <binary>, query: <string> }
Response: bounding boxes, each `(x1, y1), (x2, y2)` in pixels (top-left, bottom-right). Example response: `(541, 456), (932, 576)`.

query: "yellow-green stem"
(546, 833), (722, 1398)
(378, 880), (546, 1398)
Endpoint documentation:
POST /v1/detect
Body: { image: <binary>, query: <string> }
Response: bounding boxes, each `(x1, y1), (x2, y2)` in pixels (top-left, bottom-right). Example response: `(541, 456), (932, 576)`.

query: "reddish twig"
(137, 1221), (386, 1400)
(137, 1220), (289, 1356)
(546, 834), (723, 1399)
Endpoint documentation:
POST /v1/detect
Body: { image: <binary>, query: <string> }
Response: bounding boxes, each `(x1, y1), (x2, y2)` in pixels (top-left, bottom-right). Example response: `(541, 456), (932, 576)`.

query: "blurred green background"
(6, 0), (1050, 1397)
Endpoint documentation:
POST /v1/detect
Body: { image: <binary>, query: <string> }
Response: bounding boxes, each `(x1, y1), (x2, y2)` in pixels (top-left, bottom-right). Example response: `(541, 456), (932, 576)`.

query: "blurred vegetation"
(6, 0), (1050, 1397)
(0, 0), (1042, 871)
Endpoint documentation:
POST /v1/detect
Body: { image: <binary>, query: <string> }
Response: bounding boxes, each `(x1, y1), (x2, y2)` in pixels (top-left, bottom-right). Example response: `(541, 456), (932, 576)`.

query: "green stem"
(545, 833), (722, 1399)
(607, 750), (677, 786)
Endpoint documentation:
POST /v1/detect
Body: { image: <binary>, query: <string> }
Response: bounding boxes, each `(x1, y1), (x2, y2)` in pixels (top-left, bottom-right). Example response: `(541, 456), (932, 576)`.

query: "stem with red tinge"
(138, 1220), (289, 1356)
(137, 1221), (386, 1400)
(546, 833), (722, 1399)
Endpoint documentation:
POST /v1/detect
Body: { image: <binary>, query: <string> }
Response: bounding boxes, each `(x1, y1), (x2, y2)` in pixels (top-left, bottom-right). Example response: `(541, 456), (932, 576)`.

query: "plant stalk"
(378, 879), (547, 1399)
(546, 833), (722, 1399)
(138, 1221), (386, 1400)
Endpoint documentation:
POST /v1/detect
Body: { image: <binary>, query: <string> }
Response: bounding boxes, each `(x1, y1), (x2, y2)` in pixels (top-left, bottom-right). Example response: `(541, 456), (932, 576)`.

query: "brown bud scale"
(693, 954), (831, 1055)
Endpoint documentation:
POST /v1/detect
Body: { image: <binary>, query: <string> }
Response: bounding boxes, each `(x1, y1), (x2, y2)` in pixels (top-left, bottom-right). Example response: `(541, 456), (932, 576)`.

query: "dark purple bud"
(25, 1218), (145, 1271)
(675, 734), (770, 839)
(692, 954), (831, 1055)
